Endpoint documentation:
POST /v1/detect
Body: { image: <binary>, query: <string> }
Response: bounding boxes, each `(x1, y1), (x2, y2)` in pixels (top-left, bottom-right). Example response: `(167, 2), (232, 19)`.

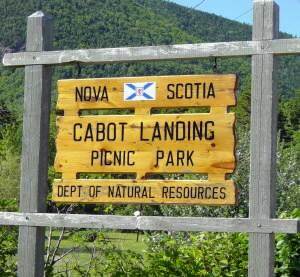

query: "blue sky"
(170, 0), (299, 37)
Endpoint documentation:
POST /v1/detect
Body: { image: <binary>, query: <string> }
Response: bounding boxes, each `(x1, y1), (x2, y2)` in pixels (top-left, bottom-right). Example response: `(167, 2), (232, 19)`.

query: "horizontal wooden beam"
(3, 39), (300, 67)
(0, 212), (298, 233)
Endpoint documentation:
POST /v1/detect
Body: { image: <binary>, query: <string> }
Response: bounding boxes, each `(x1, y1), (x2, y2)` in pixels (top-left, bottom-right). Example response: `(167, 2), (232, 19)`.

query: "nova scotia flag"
(124, 82), (156, 101)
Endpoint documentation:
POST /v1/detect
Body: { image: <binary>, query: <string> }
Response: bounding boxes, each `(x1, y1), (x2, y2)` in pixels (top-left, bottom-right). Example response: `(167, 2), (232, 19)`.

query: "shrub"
(145, 232), (248, 277)
(275, 208), (300, 276)
(0, 226), (18, 276)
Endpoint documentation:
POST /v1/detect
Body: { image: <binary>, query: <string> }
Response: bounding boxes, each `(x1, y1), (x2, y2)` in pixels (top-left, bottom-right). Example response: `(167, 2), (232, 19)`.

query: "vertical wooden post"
(18, 11), (52, 277)
(249, 0), (279, 276)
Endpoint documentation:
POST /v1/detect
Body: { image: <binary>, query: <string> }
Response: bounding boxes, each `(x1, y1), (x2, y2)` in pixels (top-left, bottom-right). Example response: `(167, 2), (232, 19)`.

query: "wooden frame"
(0, 213), (298, 234)
(3, 38), (300, 66)
(0, 1), (299, 276)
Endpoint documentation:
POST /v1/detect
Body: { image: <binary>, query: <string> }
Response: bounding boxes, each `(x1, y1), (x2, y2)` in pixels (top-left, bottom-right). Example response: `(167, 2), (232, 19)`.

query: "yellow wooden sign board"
(53, 74), (237, 205)
(57, 74), (236, 114)
(52, 179), (236, 205)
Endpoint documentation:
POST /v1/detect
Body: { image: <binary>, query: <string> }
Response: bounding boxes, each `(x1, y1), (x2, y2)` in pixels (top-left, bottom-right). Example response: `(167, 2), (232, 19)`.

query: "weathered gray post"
(249, 0), (279, 276)
(18, 11), (52, 277)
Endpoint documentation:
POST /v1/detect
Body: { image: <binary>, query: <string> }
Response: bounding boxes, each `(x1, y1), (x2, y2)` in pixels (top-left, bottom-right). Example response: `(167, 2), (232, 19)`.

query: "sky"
(170, 0), (300, 37)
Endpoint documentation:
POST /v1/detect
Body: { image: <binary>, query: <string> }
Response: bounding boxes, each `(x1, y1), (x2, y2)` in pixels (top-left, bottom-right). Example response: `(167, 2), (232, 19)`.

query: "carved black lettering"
(220, 187), (226, 199)
(166, 151), (174, 166)
(164, 121), (174, 140)
(213, 187), (219, 199)
(108, 186), (114, 197)
(93, 87), (101, 101)
(75, 86), (109, 102)
(198, 187), (204, 199)
(121, 186), (126, 197)
(101, 86), (109, 101)
(194, 83), (201, 98)
(77, 186), (82, 197)
(96, 123), (105, 141)
(162, 186), (168, 198)
(140, 122), (149, 141)
(104, 151), (112, 165)
(70, 186), (76, 196)
(128, 151), (135, 166)
(119, 122), (127, 141)
(57, 185), (63, 197)
(176, 121), (185, 140)
(155, 150), (164, 167)
(167, 84), (175, 99)
(84, 123), (94, 141)
(207, 82), (215, 98)
(176, 187), (183, 198)
(127, 187), (134, 198)
(95, 186), (101, 197)
(89, 186), (96, 197)
(141, 187), (148, 198)
(75, 87), (83, 101)
(152, 122), (161, 141)
(190, 187), (197, 198)
(176, 83), (184, 98)
(73, 123), (82, 141)
(134, 186), (141, 198)
(115, 186), (121, 197)
(205, 187), (212, 199)
(205, 121), (215, 140)
(193, 121), (203, 140)
(114, 151), (121, 165)
(186, 121), (190, 140)
(177, 150), (185, 166)
(169, 186), (175, 198)
(183, 187), (190, 198)
(187, 150), (194, 166)
(107, 123), (116, 141)
(185, 83), (193, 98)
(91, 150), (99, 165)
(84, 87), (92, 101)
(63, 186), (69, 197)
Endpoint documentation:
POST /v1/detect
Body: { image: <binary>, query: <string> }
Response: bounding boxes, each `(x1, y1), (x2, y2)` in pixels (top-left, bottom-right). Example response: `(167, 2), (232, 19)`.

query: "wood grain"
(3, 38), (300, 67)
(249, 1), (279, 276)
(55, 113), (236, 176)
(18, 11), (53, 277)
(0, 212), (298, 234)
(54, 74), (237, 205)
(57, 74), (236, 112)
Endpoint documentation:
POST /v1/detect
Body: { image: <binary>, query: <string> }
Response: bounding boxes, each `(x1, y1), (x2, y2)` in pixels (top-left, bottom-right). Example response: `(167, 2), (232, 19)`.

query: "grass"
(46, 229), (147, 274)
(48, 229), (146, 253)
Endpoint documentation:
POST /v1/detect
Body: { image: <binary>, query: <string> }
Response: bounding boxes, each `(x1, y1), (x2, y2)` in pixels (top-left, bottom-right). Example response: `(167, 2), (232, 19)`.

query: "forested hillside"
(0, 0), (299, 214)
(0, 0), (299, 216)
(0, 0), (299, 112)
(0, 0), (299, 275)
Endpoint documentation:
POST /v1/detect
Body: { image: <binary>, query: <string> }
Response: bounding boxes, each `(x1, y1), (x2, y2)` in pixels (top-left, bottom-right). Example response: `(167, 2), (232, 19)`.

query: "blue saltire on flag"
(124, 82), (156, 101)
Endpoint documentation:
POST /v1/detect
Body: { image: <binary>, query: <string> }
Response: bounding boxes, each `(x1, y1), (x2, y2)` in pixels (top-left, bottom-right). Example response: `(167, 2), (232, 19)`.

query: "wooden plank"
(137, 216), (299, 233)
(2, 38), (300, 67)
(52, 179), (237, 205)
(54, 74), (236, 204)
(54, 74), (237, 205)
(0, 212), (298, 233)
(17, 11), (52, 277)
(55, 113), (236, 176)
(249, 1), (279, 277)
(57, 75), (236, 111)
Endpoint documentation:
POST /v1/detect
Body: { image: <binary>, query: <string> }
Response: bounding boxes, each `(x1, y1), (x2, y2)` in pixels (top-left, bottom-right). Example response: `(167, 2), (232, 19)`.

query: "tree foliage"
(0, 0), (299, 275)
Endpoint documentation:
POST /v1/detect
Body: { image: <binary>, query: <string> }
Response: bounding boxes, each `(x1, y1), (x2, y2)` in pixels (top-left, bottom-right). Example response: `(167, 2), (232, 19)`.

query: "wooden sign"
(53, 74), (237, 205)
(53, 180), (236, 205)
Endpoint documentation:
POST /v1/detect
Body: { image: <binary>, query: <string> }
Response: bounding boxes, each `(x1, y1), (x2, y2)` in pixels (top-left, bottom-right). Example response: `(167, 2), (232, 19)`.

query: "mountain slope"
(0, 0), (299, 115)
